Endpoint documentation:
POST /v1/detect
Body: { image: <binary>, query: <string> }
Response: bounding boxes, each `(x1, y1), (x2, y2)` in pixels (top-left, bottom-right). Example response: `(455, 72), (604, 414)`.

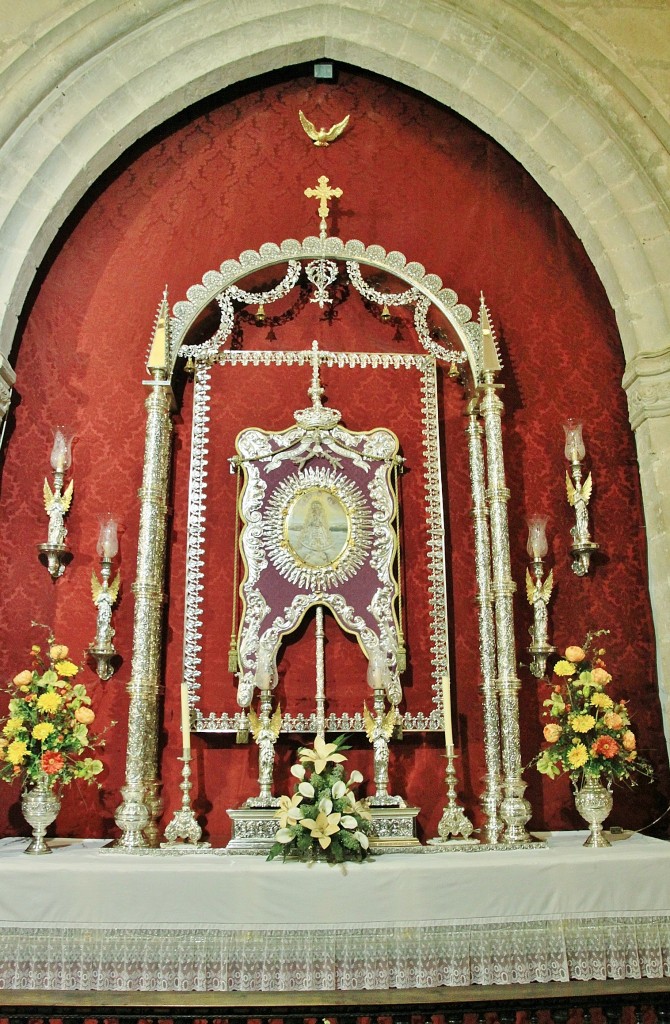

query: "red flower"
(41, 750), (65, 774)
(591, 735), (620, 759)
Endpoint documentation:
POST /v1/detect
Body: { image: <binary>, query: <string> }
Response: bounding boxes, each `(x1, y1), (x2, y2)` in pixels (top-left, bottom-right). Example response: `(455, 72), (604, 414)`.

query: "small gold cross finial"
(304, 175), (343, 235)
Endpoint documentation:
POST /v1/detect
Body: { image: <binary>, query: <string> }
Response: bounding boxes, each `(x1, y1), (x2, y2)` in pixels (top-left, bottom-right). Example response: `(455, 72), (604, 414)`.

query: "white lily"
(290, 763), (306, 780)
(298, 780), (315, 799)
(340, 814), (358, 830)
(331, 780), (346, 799)
(349, 770), (363, 785)
(275, 828), (296, 844)
(318, 796), (333, 815)
(355, 830), (370, 849)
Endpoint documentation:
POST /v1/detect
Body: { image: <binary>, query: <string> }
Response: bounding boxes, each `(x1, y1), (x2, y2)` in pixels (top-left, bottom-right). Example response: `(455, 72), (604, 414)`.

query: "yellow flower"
(55, 660), (78, 678)
(3, 717), (24, 738)
(567, 743), (589, 769)
(6, 739), (28, 765)
(299, 735), (347, 774)
(36, 691), (62, 714)
(570, 713), (596, 733)
(300, 810), (341, 849)
(32, 722), (55, 741)
(590, 692), (613, 709)
(554, 660), (577, 677)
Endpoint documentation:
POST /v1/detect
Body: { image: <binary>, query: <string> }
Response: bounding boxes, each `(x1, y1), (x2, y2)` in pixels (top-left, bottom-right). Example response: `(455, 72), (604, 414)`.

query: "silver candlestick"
(89, 515), (121, 680)
(564, 419), (599, 576)
(430, 746), (476, 845)
(162, 754), (210, 849)
(246, 688), (281, 808)
(37, 426), (74, 579)
(525, 516), (556, 678)
(363, 686), (402, 807)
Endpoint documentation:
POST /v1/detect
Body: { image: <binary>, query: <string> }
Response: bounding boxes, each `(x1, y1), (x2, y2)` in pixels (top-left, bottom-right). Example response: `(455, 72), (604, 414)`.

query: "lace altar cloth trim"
(0, 917), (669, 992)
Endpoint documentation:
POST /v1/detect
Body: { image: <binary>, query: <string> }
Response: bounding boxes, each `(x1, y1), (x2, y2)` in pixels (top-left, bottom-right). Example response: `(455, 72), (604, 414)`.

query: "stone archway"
(1, 0), (669, 735)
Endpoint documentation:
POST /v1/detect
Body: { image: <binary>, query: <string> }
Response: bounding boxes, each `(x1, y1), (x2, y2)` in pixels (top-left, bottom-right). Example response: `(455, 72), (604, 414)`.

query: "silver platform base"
(368, 805), (421, 851)
(226, 807), (278, 855)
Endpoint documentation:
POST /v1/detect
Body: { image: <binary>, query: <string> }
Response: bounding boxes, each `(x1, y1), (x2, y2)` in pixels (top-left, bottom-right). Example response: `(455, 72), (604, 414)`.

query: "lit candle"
(441, 674), (453, 749)
(50, 426), (74, 472)
(526, 516), (548, 560)
(96, 515), (119, 560)
(180, 683), (191, 757)
(563, 419), (585, 463)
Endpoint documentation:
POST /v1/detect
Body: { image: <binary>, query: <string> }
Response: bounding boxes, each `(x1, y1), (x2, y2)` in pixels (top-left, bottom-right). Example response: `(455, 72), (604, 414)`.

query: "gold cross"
(304, 175), (343, 221)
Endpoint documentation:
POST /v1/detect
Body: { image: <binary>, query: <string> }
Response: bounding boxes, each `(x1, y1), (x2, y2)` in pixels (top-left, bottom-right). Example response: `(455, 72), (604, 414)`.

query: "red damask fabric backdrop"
(0, 66), (666, 842)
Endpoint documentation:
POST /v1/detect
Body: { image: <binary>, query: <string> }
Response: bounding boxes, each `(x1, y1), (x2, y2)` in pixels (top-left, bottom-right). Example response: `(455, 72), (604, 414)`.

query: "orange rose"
(12, 670), (32, 686)
(543, 723), (562, 743)
(565, 646), (585, 663)
(592, 667), (612, 686)
(74, 706), (95, 725)
(603, 711), (624, 730)
(49, 644), (69, 662)
(622, 730), (636, 751)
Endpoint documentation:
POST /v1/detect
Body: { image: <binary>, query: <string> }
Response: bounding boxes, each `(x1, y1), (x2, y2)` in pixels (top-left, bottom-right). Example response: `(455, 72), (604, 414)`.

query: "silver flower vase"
(574, 774), (613, 847)
(21, 773), (61, 854)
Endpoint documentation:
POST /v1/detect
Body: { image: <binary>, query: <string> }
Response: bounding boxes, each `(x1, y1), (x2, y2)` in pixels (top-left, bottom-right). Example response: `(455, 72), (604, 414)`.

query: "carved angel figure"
(247, 703), (283, 806)
(299, 109), (350, 146)
(44, 478), (73, 547)
(364, 702), (398, 803)
(526, 567), (553, 647)
(566, 470), (593, 543)
(91, 570), (121, 647)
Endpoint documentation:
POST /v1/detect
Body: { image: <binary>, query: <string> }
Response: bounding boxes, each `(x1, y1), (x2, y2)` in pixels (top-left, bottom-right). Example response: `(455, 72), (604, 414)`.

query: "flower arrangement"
(536, 630), (653, 786)
(0, 631), (109, 789)
(268, 735), (372, 863)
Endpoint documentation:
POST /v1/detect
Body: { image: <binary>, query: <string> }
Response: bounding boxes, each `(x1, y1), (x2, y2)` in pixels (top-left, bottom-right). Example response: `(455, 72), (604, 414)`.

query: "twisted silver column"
(465, 405), (503, 843)
(114, 374), (174, 848)
(480, 377), (531, 843)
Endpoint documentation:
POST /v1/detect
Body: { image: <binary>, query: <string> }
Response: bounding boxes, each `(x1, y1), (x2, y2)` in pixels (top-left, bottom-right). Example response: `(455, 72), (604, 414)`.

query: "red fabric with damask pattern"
(0, 68), (665, 843)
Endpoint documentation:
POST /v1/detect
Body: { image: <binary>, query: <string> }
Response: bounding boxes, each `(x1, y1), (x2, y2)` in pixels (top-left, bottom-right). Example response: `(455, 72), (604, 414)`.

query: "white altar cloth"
(0, 831), (669, 992)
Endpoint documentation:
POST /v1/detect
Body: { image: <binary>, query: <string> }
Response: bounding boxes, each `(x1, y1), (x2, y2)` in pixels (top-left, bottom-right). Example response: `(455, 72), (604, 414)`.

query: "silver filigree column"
(465, 402), (503, 843)
(114, 297), (174, 848)
(479, 301), (532, 844)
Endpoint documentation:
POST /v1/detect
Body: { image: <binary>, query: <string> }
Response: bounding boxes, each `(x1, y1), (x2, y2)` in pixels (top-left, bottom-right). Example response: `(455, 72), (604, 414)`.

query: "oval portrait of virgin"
(284, 487), (351, 568)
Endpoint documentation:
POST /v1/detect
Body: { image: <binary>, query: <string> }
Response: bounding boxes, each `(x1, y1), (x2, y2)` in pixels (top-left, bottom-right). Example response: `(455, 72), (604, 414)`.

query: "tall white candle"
(180, 682), (191, 756)
(441, 674), (454, 749)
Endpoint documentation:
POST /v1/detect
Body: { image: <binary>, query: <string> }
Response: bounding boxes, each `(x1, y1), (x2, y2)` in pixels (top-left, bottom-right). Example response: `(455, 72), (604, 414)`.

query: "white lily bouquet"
(268, 735), (372, 863)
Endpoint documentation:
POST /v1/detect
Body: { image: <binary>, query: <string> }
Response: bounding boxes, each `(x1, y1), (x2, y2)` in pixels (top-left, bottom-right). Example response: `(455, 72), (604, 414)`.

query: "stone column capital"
(623, 347), (670, 431)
